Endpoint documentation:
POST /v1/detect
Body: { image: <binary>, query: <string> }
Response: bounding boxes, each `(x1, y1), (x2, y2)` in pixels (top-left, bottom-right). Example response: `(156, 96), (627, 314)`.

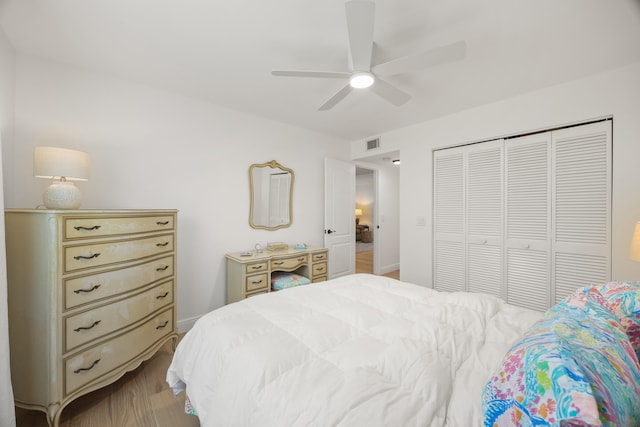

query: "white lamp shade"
(355, 208), (363, 216)
(34, 146), (90, 181)
(630, 222), (640, 262)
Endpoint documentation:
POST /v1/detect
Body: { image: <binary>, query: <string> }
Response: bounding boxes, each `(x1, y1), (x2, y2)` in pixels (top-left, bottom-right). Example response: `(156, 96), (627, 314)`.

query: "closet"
(433, 120), (611, 311)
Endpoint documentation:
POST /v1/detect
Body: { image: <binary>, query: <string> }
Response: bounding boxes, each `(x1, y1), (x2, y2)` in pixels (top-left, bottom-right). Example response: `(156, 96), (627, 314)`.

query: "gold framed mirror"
(249, 160), (294, 230)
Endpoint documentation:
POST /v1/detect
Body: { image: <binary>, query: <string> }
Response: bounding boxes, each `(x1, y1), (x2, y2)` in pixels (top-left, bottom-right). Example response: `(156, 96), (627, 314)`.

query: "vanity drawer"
(312, 252), (328, 262)
(64, 215), (175, 240)
(65, 234), (174, 272)
(271, 255), (307, 271)
(245, 261), (268, 274)
(64, 281), (174, 352)
(312, 262), (327, 277)
(64, 308), (174, 396)
(312, 276), (327, 283)
(246, 273), (268, 292)
(64, 256), (174, 310)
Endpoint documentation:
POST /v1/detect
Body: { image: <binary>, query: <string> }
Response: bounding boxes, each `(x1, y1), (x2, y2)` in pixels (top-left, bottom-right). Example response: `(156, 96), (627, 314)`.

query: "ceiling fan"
(272, 0), (467, 111)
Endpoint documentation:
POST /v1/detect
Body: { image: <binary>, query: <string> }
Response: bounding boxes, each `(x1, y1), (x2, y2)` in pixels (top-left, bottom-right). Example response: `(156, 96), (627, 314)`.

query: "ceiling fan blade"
(370, 78), (411, 106)
(318, 84), (354, 111)
(345, 0), (375, 71)
(272, 70), (351, 79)
(372, 40), (467, 77)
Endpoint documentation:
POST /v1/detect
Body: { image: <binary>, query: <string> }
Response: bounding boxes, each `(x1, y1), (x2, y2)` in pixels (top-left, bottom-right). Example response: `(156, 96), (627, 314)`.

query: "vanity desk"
(226, 247), (328, 304)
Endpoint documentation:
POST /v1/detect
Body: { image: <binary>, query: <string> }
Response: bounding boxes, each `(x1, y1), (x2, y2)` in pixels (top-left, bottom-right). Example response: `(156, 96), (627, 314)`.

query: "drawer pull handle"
(74, 284), (101, 294)
(74, 225), (102, 231)
(156, 221), (169, 225)
(73, 253), (100, 260)
(251, 265), (263, 270)
(273, 261), (284, 265)
(74, 359), (101, 374)
(156, 265), (169, 271)
(298, 257), (305, 261)
(156, 320), (169, 330)
(156, 292), (169, 299)
(251, 279), (263, 284)
(156, 242), (169, 247)
(74, 320), (101, 332)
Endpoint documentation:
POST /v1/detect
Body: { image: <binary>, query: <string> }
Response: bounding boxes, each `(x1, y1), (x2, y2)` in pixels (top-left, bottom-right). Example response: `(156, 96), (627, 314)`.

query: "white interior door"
(324, 158), (355, 279)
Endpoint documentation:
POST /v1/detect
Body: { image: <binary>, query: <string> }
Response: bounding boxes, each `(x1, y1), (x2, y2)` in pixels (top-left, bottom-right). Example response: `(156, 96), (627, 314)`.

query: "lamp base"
(43, 181), (82, 209)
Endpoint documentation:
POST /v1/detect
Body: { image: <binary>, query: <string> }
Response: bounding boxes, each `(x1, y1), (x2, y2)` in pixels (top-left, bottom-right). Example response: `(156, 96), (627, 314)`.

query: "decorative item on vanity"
(34, 146), (90, 209)
(267, 242), (289, 251)
(355, 208), (362, 224)
(630, 221), (640, 262)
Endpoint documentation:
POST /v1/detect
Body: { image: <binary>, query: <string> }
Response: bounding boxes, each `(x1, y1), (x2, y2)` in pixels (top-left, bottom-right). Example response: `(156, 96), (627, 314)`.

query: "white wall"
(0, 26), (16, 427)
(6, 55), (350, 329)
(352, 61), (640, 287)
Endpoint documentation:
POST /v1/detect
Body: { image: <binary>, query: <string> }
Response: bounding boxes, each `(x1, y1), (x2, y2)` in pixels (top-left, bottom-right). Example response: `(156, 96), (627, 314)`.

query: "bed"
(166, 274), (640, 426)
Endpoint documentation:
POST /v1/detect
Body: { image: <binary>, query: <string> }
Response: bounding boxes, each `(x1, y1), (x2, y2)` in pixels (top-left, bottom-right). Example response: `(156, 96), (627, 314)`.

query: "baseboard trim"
(177, 315), (200, 334)
(380, 263), (400, 274)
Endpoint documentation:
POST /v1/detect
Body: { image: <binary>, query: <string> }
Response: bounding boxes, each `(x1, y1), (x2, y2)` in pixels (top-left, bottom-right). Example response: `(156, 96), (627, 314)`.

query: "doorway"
(354, 153), (400, 280)
(355, 166), (375, 274)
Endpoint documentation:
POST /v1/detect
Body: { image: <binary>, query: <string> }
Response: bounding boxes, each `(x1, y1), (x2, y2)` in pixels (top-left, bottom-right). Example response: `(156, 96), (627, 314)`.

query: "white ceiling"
(1, 0), (639, 141)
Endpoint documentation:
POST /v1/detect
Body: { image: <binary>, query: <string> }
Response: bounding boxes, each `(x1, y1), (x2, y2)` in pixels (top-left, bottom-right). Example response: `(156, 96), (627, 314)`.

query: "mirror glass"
(249, 160), (294, 230)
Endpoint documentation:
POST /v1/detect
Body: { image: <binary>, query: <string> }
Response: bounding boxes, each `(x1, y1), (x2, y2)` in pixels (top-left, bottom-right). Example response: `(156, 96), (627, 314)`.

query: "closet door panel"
(433, 148), (465, 292)
(468, 244), (501, 297)
(505, 133), (551, 309)
(466, 140), (503, 298)
(507, 248), (549, 311)
(552, 120), (611, 302)
(554, 252), (608, 303)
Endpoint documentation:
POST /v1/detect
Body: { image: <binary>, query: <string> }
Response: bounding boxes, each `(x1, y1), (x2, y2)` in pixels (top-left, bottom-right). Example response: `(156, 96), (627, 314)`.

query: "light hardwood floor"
(15, 338), (198, 427)
(356, 249), (400, 280)
(15, 259), (397, 427)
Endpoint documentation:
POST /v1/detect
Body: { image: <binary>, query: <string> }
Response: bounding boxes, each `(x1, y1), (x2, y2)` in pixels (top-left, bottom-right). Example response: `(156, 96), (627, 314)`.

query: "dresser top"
(6, 208), (178, 214)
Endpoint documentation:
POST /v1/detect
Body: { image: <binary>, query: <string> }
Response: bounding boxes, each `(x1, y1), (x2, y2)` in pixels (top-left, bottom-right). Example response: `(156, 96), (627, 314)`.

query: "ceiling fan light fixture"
(349, 72), (375, 89)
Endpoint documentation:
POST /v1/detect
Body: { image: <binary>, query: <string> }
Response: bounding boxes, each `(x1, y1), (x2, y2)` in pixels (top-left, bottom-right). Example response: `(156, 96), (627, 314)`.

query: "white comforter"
(167, 274), (542, 426)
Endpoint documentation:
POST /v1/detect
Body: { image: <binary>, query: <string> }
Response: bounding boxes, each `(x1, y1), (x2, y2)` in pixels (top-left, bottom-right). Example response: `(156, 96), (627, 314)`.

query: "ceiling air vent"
(366, 138), (380, 150)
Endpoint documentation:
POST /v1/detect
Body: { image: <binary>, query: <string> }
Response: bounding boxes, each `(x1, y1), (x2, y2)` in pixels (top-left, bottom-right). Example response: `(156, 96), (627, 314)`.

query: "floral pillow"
(595, 281), (640, 353)
(271, 272), (311, 290)
(482, 287), (640, 426)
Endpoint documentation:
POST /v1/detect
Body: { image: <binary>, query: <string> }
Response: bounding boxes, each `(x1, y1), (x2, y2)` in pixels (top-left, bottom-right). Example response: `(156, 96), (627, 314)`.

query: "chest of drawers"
(226, 247), (328, 304)
(5, 209), (178, 427)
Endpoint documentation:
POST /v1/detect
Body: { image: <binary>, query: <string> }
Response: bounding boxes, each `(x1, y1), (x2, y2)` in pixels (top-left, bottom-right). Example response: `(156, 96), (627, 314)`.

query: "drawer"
(312, 251), (328, 262)
(246, 273), (268, 292)
(65, 234), (174, 272)
(312, 262), (327, 277)
(245, 261), (268, 274)
(65, 308), (174, 396)
(247, 290), (268, 298)
(64, 256), (174, 310)
(64, 281), (174, 352)
(312, 276), (327, 283)
(271, 255), (307, 271)
(64, 215), (175, 240)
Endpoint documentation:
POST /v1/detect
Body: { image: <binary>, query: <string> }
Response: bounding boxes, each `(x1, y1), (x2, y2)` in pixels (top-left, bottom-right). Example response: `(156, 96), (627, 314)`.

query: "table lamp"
(355, 208), (362, 225)
(34, 146), (90, 209)
(630, 221), (640, 262)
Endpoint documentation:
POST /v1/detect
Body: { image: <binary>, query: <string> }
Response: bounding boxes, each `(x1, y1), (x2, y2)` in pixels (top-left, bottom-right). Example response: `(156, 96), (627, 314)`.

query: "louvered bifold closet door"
(466, 140), (504, 298)
(433, 147), (465, 292)
(552, 121), (611, 303)
(505, 133), (551, 311)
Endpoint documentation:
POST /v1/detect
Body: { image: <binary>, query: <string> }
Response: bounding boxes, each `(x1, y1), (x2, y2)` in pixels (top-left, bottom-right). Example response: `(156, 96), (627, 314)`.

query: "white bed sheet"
(167, 274), (542, 426)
